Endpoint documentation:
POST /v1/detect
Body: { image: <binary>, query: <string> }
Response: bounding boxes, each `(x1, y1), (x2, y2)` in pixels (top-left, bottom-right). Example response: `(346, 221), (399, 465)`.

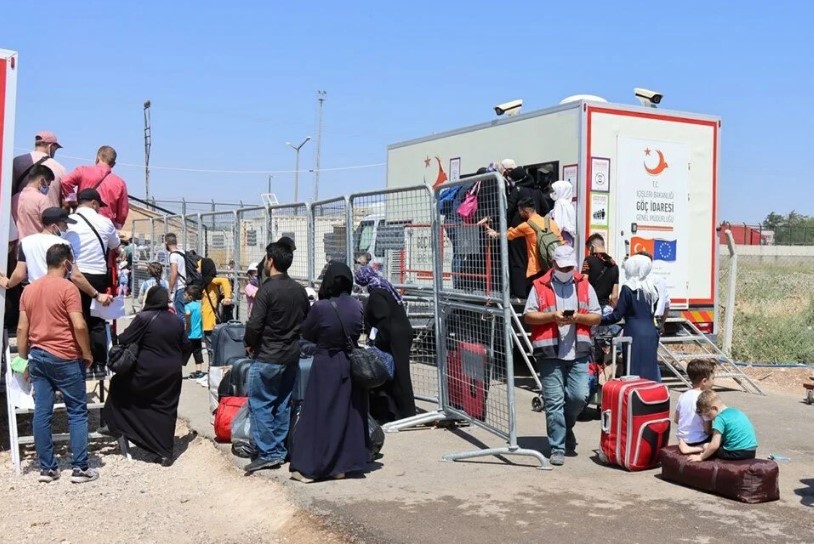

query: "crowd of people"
(3, 139), (757, 484)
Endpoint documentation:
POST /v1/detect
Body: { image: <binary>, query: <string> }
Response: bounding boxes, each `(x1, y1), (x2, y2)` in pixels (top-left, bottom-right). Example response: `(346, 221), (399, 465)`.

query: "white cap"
(247, 263), (258, 272)
(499, 159), (517, 173)
(552, 245), (578, 268)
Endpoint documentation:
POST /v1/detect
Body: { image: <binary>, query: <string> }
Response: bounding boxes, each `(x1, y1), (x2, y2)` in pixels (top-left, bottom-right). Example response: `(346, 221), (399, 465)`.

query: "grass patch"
(721, 262), (814, 363)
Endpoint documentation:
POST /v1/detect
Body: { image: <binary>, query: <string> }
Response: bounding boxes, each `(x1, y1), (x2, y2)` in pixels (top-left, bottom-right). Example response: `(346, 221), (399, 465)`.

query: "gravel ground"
(0, 420), (352, 544)
(740, 365), (814, 397)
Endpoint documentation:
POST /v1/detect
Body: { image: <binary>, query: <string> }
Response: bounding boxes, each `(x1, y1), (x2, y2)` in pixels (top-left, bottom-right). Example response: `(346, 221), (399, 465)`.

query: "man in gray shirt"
(524, 246), (601, 465)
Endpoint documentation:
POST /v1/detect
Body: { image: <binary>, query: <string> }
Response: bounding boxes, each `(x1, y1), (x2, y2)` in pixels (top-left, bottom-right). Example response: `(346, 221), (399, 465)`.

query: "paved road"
(179, 375), (814, 544)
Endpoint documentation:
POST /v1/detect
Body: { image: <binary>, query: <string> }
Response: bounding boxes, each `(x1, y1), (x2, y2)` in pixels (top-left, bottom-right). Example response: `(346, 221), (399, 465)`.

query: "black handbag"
(329, 301), (389, 389)
(108, 312), (159, 374)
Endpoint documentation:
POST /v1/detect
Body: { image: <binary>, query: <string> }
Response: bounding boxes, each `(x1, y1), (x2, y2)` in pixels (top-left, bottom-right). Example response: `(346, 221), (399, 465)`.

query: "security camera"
(494, 99), (523, 117)
(634, 88), (663, 108)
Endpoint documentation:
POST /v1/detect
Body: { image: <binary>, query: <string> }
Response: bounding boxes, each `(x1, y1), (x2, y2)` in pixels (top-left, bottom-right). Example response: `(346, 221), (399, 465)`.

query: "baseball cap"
(35, 131), (62, 148)
(42, 207), (77, 226)
(552, 245), (578, 268)
(77, 188), (107, 207)
(247, 263), (258, 273)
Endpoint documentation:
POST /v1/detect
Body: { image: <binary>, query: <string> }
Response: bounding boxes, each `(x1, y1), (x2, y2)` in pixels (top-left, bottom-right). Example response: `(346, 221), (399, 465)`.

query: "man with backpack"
(484, 197), (564, 297)
(166, 233), (204, 321)
(12, 131), (66, 208)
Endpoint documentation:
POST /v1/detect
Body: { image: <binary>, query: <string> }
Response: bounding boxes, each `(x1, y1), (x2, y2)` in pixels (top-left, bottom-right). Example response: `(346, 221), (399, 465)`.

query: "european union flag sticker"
(654, 239), (677, 262)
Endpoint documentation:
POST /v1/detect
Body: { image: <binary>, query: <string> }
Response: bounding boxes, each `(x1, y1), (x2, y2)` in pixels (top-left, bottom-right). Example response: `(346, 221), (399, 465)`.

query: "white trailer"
(387, 100), (720, 332)
(0, 50), (18, 339)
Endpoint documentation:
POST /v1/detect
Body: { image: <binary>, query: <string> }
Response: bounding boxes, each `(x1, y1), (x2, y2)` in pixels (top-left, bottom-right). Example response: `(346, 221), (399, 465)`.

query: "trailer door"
(615, 137), (690, 308)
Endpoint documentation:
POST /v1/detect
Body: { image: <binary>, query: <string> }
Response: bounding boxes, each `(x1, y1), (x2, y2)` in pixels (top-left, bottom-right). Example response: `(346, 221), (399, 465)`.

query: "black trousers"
(716, 448), (757, 460)
(80, 272), (110, 366)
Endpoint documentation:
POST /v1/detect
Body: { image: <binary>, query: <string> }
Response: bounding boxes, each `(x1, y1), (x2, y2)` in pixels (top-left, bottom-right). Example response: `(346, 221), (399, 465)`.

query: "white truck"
(386, 98), (720, 333)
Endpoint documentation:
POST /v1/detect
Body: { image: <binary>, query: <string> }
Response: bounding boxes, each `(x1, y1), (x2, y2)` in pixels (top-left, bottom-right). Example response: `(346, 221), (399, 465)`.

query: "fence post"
(305, 203), (314, 285)
(181, 199), (187, 251)
(344, 196), (353, 266)
(723, 229), (738, 358)
(232, 210), (241, 316)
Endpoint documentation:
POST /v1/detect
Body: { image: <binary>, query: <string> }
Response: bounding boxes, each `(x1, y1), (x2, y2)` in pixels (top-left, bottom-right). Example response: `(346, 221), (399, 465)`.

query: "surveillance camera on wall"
(494, 99), (523, 117)
(634, 88), (663, 108)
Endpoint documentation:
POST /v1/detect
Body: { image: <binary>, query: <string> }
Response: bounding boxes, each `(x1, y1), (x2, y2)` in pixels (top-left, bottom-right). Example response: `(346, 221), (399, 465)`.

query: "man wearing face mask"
(63, 189), (121, 378)
(524, 245), (601, 466)
(12, 131), (66, 208)
(0, 208), (113, 302)
(11, 165), (55, 240)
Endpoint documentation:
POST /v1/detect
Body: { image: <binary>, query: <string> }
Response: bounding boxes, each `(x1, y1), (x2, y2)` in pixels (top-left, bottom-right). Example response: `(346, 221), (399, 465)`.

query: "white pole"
(723, 229), (738, 357)
(313, 90), (326, 201)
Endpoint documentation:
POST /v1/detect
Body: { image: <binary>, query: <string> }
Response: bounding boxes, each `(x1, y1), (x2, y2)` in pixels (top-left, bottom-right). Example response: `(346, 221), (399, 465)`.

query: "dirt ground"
(0, 420), (352, 544)
(740, 365), (814, 397)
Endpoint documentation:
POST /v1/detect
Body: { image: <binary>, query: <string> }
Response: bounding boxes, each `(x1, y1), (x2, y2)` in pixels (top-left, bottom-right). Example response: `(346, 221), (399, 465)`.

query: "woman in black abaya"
(355, 266), (416, 423)
(102, 287), (190, 465)
(289, 261), (369, 482)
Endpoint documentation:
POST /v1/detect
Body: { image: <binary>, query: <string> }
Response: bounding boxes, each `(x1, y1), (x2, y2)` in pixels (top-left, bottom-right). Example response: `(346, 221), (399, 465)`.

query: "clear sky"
(2, 1), (811, 222)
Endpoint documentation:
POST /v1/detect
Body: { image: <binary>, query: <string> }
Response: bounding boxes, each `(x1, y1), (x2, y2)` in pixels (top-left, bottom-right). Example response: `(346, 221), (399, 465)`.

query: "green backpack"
(527, 216), (562, 273)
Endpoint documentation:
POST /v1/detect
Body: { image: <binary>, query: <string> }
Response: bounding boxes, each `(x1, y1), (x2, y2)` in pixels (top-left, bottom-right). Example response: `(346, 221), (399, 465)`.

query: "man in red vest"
(524, 245), (601, 466)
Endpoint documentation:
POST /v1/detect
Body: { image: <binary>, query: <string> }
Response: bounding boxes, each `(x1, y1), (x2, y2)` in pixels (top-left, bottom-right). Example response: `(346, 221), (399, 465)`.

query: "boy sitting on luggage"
(689, 390), (758, 462)
(675, 359), (716, 454)
(184, 285), (206, 380)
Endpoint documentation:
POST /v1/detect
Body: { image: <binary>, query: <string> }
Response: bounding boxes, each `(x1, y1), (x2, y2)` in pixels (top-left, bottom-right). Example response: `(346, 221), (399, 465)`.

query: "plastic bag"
(230, 400), (251, 442)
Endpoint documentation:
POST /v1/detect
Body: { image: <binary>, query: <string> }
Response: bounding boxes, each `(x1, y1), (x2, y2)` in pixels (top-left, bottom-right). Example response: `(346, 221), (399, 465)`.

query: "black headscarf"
(200, 257), (218, 287)
(143, 286), (170, 311)
(318, 260), (354, 300)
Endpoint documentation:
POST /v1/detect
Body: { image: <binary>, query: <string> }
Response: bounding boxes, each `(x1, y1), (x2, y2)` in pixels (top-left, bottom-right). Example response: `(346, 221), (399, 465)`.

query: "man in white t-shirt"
(63, 189), (121, 378)
(165, 232), (187, 320)
(0, 208), (114, 303)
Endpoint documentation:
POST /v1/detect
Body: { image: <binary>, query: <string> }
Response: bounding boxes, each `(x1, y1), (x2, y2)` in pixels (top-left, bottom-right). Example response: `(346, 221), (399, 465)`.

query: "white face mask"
(553, 269), (574, 283)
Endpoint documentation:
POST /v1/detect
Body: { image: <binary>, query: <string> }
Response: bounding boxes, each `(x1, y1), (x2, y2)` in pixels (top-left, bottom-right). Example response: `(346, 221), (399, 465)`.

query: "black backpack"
(172, 251), (204, 288)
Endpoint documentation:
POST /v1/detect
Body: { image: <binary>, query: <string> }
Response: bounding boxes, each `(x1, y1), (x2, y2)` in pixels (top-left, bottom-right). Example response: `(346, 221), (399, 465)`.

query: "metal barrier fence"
(310, 197), (350, 287)
(268, 203), (311, 284)
(125, 180), (549, 469)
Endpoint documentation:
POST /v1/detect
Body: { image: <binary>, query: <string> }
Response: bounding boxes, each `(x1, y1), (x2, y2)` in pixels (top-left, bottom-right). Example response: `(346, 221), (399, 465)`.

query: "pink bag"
(457, 182), (481, 223)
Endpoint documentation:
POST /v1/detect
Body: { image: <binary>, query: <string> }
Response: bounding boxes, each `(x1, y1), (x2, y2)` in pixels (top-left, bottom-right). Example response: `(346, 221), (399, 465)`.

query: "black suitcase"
(210, 321), (245, 367)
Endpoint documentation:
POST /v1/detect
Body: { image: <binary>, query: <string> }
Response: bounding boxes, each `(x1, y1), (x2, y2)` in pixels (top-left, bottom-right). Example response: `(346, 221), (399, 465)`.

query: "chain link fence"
(718, 233), (814, 364)
(310, 197), (350, 288)
(269, 204), (311, 284)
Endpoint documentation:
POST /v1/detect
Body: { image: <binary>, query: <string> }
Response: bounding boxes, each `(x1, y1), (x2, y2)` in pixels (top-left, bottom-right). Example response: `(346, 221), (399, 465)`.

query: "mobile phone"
(563, 310), (575, 317)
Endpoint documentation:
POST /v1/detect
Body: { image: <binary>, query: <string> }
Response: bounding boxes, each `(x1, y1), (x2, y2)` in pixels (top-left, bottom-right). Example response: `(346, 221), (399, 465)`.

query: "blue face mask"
(39, 183), (50, 195)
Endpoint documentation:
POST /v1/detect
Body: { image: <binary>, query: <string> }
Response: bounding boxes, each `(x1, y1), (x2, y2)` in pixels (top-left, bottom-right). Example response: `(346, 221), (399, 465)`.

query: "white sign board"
(616, 137), (689, 307)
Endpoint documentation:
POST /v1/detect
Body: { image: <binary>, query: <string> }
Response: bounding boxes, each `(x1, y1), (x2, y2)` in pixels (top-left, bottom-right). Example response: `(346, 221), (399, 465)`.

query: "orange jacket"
(506, 213), (564, 277)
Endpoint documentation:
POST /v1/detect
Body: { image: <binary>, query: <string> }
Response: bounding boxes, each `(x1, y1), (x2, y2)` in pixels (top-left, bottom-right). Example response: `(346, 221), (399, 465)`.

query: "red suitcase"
(599, 337), (671, 471)
(447, 342), (488, 421)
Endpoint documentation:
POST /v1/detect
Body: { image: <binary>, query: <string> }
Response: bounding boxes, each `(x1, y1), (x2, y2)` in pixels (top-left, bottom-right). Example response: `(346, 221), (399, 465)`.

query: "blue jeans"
(28, 348), (89, 471)
(538, 356), (590, 453)
(173, 288), (186, 323)
(248, 360), (297, 461)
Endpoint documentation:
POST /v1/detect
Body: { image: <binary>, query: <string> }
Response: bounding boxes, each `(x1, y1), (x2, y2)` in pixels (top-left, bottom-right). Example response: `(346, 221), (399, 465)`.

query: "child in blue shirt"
(689, 390), (758, 462)
(184, 285), (205, 379)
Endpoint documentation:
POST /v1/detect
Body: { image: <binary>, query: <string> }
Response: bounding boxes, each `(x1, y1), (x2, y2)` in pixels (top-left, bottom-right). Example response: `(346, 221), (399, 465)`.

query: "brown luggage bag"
(659, 446), (780, 503)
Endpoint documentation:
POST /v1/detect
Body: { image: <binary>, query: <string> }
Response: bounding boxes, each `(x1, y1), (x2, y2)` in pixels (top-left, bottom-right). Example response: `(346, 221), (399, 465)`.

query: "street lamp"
(286, 137), (311, 202)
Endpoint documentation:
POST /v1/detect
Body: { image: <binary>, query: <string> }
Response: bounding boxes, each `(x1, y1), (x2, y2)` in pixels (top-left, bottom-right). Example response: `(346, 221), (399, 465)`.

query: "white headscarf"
(623, 254), (659, 308)
(550, 180), (576, 236)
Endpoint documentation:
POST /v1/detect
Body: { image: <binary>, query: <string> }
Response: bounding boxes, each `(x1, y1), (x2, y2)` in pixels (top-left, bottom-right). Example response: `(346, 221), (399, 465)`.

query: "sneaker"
(186, 371), (202, 380)
(38, 469), (60, 483)
(244, 458), (283, 473)
(70, 467), (99, 484)
(549, 451), (565, 466)
(290, 471), (315, 483)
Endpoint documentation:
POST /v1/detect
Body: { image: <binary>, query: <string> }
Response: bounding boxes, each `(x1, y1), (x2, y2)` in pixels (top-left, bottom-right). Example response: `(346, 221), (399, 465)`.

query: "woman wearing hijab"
(289, 261), (369, 482)
(355, 266), (416, 423)
(549, 180), (577, 247)
(199, 257), (233, 353)
(102, 287), (190, 465)
(600, 255), (661, 381)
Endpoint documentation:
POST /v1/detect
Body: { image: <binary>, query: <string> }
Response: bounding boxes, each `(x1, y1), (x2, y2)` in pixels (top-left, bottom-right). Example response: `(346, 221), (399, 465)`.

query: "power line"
(13, 147), (384, 175)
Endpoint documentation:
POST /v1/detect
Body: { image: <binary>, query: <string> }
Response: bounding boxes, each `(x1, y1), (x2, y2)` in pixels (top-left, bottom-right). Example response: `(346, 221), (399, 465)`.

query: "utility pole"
(267, 174), (273, 195)
(143, 100), (152, 202)
(286, 137), (310, 202)
(313, 90), (326, 201)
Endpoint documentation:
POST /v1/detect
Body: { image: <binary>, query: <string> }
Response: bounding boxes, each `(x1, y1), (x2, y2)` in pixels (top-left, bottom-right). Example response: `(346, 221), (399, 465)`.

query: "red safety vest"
(530, 270), (593, 359)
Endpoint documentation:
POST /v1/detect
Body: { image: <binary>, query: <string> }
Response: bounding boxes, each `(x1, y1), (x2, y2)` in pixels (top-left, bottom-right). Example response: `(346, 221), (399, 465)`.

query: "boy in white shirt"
(674, 359), (716, 454)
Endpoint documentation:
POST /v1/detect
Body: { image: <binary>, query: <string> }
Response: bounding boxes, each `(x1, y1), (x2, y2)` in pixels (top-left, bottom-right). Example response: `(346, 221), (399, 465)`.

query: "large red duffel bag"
(214, 396), (248, 443)
(659, 446), (780, 503)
